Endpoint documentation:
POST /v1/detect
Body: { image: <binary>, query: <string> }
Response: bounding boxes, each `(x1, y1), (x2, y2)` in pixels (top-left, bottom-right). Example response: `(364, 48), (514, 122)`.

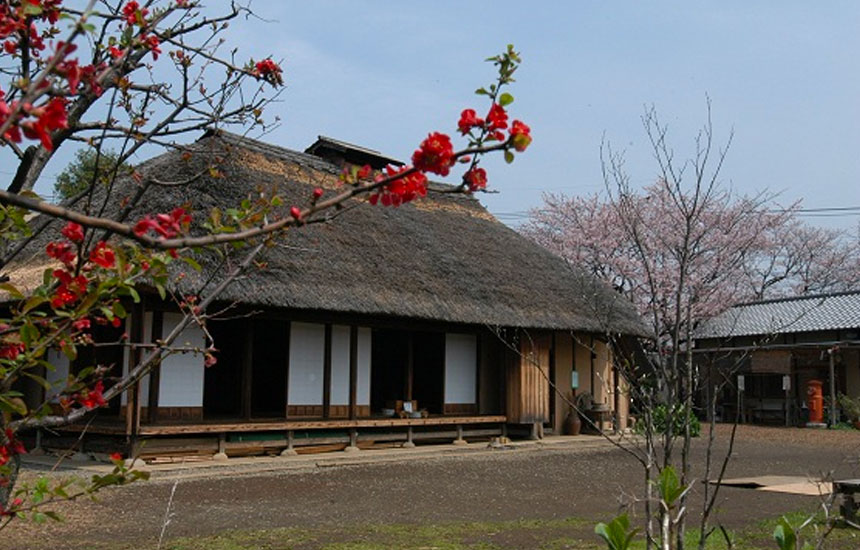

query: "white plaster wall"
(288, 322), (325, 405)
(157, 312), (205, 407)
(444, 333), (477, 404)
(45, 349), (70, 402)
(357, 327), (371, 406)
(330, 325), (350, 404)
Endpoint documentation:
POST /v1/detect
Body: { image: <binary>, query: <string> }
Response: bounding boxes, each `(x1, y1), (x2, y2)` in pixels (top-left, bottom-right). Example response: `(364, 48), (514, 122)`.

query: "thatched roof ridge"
(4, 130), (645, 335)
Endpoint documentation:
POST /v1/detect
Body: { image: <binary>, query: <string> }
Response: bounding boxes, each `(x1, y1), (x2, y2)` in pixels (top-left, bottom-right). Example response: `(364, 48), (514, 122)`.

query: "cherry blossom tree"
(0, 1), (532, 528)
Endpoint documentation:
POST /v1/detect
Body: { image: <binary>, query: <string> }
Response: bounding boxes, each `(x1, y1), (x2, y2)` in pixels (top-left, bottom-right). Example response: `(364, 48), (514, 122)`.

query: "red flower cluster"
(6, 97), (69, 150)
(51, 269), (89, 309)
(133, 207), (191, 238)
(0, 341), (24, 361)
(457, 109), (484, 135)
(61, 221), (84, 243)
(254, 58), (283, 86)
(74, 380), (106, 410)
(485, 103), (508, 141)
(509, 119), (532, 152)
(464, 167), (488, 192)
(369, 165), (428, 207)
(0, 429), (26, 472)
(46, 241), (76, 266)
(89, 241), (116, 269)
(411, 132), (455, 176)
(123, 1), (149, 26)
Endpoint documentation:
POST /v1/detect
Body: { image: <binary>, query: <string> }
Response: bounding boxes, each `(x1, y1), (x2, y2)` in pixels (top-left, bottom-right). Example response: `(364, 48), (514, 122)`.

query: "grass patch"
(157, 512), (860, 550)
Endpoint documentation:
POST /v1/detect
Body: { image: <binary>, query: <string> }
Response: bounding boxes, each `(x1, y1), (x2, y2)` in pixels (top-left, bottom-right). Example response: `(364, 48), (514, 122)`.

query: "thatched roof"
(4, 130), (645, 335)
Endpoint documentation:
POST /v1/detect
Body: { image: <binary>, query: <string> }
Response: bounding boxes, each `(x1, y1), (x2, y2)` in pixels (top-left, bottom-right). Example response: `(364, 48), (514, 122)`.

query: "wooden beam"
(349, 325), (358, 420)
(147, 310), (164, 424)
(322, 324), (332, 419)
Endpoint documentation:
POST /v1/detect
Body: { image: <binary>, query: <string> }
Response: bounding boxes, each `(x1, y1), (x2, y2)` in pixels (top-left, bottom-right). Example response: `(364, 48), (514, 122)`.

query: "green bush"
(634, 403), (701, 438)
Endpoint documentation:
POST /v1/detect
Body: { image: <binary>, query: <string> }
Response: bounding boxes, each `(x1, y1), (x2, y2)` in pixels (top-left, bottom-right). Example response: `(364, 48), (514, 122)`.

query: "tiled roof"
(696, 291), (860, 339)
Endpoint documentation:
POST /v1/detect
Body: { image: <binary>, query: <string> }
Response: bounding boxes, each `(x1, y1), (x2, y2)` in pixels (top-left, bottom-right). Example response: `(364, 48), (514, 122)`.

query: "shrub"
(634, 403), (701, 437)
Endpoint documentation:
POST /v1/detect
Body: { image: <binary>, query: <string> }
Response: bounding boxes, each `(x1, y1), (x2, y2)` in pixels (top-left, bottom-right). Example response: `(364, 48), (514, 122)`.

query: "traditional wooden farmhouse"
(695, 291), (860, 426)
(12, 131), (644, 459)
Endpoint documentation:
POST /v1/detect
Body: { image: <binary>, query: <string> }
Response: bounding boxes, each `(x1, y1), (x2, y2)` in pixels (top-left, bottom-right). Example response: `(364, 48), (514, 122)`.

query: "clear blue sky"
(33, 2), (860, 230)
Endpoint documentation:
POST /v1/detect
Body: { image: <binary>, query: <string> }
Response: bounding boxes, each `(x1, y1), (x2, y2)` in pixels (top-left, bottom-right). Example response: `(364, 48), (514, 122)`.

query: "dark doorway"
(250, 319), (288, 418)
(73, 322), (126, 415)
(371, 329), (408, 412)
(203, 319), (244, 418)
(412, 331), (444, 414)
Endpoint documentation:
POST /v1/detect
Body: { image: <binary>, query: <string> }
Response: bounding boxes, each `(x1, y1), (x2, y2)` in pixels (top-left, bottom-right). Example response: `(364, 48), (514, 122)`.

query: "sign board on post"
(737, 375), (745, 392)
(571, 371), (579, 389)
(782, 375), (791, 391)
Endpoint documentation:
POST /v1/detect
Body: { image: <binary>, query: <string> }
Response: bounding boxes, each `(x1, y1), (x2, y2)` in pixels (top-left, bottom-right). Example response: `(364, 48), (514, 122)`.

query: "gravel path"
(6, 424), (860, 549)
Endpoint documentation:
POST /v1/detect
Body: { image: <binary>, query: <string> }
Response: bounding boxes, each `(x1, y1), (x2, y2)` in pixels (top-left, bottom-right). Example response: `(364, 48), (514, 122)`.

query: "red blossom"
(464, 167), (488, 192)
(290, 206), (302, 220)
(457, 108), (484, 135)
(61, 221), (84, 243)
(486, 103), (508, 131)
(46, 241), (76, 265)
(411, 132), (455, 176)
(0, 342), (24, 361)
(72, 318), (91, 331)
(122, 1), (149, 26)
(144, 34), (161, 60)
(20, 97), (68, 150)
(89, 241), (115, 269)
(134, 207), (191, 238)
(110, 452), (123, 462)
(254, 58), (283, 86)
(370, 165), (428, 207)
(509, 119), (532, 152)
(76, 380), (106, 410)
(312, 187), (324, 200)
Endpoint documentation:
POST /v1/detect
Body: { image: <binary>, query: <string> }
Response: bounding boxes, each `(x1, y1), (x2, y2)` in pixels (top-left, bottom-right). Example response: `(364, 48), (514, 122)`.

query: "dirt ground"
(6, 424), (860, 550)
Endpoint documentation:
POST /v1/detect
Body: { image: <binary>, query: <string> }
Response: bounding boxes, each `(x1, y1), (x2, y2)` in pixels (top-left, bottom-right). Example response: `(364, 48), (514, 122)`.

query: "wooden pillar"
(125, 300), (145, 440)
(829, 350), (838, 427)
(147, 310), (164, 424)
(323, 324), (332, 419)
(349, 325), (358, 420)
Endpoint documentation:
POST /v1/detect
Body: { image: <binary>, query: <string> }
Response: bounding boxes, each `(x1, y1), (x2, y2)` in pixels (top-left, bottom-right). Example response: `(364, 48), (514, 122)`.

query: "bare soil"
(6, 424), (860, 550)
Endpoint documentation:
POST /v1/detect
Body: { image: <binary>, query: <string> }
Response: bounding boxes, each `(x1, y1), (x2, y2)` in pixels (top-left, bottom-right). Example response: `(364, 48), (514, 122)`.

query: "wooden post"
(349, 325), (358, 420)
(125, 301), (145, 445)
(147, 310), (164, 424)
(284, 321), (291, 419)
(453, 424), (467, 445)
(280, 430), (297, 456)
(829, 350), (838, 427)
(403, 425), (415, 448)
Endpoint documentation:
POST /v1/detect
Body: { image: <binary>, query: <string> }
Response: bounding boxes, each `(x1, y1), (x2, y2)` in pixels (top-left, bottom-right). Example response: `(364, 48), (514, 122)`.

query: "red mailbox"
(806, 379), (824, 425)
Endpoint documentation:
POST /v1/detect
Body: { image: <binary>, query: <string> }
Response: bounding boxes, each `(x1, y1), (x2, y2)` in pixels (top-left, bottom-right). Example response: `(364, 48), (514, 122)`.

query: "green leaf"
(504, 150), (515, 164)
(657, 466), (685, 508)
(0, 283), (24, 299)
(499, 92), (514, 107)
(475, 87), (489, 96)
(112, 302), (127, 319)
(594, 514), (637, 550)
(128, 287), (140, 304)
(22, 2), (43, 15)
(0, 395), (28, 415)
(181, 256), (202, 272)
(773, 518), (797, 550)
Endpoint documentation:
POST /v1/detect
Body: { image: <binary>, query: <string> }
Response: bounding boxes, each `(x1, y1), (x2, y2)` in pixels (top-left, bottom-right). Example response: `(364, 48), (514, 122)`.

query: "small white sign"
(782, 375), (791, 391)
(403, 401), (413, 413)
(737, 375), (745, 391)
(571, 371), (579, 389)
